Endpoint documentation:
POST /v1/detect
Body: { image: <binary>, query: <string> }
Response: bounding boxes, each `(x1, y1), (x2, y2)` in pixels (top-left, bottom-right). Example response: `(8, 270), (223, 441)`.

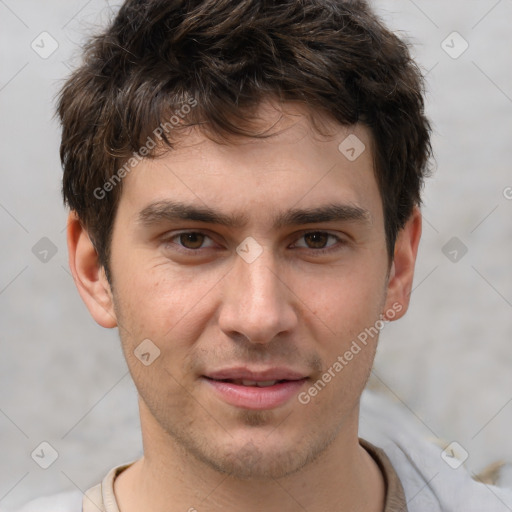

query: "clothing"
(360, 438), (408, 512)
(14, 390), (512, 511)
(79, 438), (406, 512)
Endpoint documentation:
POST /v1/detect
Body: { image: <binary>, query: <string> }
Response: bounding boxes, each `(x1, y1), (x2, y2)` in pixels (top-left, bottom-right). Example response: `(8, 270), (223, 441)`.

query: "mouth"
(207, 378), (292, 387)
(202, 368), (309, 410)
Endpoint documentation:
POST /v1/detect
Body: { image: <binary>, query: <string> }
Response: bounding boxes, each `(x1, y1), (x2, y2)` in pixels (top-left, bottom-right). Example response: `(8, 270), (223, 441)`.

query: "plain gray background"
(1, 0), (511, 509)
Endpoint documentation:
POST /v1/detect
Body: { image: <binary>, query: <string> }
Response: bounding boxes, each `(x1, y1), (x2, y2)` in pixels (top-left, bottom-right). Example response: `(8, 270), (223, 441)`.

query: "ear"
(66, 211), (118, 328)
(382, 206), (422, 321)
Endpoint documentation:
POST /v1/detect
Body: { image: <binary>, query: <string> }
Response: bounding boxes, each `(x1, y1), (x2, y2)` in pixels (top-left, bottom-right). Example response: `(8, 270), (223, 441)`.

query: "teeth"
(255, 380), (278, 387)
(240, 379), (278, 387)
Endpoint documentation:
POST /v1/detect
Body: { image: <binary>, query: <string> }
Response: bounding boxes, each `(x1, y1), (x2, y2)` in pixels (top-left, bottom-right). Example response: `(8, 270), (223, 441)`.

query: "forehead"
(116, 102), (381, 227)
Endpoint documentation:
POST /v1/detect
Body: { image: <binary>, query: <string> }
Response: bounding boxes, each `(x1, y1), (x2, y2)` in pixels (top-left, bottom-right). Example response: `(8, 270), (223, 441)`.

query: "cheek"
(294, 262), (386, 336)
(112, 261), (219, 358)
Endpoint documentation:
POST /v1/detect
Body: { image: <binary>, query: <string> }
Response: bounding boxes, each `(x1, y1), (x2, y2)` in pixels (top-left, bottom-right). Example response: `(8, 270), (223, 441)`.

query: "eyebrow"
(136, 200), (372, 229)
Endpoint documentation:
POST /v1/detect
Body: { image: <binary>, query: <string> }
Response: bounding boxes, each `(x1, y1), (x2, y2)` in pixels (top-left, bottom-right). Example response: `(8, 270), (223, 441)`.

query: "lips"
(228, 379), (281, 387)
(208, 378), (287, 388)
(205, 367), (307, 382)
(203, 367), (309, 410)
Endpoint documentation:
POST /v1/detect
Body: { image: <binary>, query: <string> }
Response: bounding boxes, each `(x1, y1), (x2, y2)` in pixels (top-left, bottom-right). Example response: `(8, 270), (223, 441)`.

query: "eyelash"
(162, 230), (347, 256)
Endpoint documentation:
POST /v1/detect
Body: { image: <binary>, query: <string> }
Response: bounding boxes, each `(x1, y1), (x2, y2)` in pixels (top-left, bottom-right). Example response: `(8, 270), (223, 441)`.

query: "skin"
(68, 100), (421, 512)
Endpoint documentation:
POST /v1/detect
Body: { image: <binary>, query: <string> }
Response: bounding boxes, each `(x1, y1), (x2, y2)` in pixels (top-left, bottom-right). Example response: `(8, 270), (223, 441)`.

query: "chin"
(182, 425), (338, 481)
(204, 442), (311, 480)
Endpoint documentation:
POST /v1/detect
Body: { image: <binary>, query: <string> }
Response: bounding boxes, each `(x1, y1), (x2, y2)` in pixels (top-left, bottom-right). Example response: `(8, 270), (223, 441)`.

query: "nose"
(217, 249), (298, 345)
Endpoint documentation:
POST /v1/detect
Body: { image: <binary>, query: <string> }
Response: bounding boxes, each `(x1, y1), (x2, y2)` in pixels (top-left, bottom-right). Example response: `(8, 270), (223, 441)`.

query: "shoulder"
(11, 490), (83, 512)
(10, 461), (135, 512)
(360, 389), (512, 511)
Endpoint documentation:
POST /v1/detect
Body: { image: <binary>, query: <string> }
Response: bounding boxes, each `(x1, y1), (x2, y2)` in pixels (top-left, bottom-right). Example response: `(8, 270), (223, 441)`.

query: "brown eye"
(303, 232), (329, 249)
(163, 231), (217, 255)
(179, 232), (205, 249)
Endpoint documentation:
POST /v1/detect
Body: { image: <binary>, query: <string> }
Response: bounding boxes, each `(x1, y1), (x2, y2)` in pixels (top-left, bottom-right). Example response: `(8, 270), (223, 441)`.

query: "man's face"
(96, 103), (406, 479)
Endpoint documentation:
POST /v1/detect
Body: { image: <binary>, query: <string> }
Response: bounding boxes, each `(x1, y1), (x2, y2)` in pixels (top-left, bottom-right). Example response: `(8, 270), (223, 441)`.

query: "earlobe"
(383, 206), (422, 321)
(66, 211), (118, 328)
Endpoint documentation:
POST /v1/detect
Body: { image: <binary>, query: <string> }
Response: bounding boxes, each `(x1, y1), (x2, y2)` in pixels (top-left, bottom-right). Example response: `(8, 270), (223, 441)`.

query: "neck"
(114, 403), (385, 512)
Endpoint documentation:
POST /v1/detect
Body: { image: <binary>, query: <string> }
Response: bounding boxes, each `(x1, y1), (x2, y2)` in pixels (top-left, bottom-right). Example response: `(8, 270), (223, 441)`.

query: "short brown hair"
(57, 0), (432, 283)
